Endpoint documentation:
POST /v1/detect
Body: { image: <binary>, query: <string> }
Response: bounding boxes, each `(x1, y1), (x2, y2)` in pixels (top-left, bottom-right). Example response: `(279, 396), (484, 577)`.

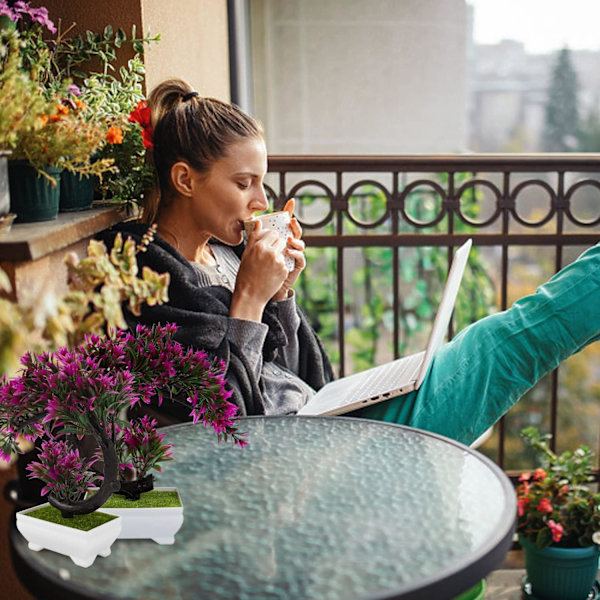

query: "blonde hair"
(142, 78), (264, 223)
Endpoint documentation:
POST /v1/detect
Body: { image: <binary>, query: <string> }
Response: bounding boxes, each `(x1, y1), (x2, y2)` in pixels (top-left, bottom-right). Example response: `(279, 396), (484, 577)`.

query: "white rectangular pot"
(16, 503), (122, 568)
(97, 487), (184, 545)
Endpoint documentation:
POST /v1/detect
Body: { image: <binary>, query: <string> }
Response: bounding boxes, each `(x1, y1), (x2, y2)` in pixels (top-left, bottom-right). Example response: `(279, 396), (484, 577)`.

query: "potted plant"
(0, 227), (170, 507)
(16, 438), (122, 568)
(0, 28), (51, 228)
(516, 427), (600, 600)
(88, 414), (184, 544)
(3, 1), (159, 218)
(1, 322), (246, 563)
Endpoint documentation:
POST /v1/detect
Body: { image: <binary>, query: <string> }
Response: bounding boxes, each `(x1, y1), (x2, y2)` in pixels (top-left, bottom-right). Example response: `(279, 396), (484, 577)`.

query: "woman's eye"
(237, 182), (250, 190)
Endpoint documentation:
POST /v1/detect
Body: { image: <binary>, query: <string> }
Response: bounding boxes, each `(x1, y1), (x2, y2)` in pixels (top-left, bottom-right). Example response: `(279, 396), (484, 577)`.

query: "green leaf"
(104, 25), (113, 40)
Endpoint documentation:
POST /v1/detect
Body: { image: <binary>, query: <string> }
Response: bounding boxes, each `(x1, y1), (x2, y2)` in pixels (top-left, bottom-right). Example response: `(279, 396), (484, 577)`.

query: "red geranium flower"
(128, 100), (153, 149)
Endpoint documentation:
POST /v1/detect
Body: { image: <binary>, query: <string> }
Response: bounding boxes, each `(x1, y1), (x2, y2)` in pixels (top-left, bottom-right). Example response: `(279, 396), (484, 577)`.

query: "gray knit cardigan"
(98, 222), (334, 419)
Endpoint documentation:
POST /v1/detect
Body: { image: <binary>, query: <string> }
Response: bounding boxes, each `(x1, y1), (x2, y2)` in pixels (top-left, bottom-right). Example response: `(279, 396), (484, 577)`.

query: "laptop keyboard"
(344, 352), (423, 403)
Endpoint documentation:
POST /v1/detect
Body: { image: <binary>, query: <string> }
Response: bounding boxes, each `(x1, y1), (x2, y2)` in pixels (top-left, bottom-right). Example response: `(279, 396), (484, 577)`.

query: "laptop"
(297, 239), (472, 416)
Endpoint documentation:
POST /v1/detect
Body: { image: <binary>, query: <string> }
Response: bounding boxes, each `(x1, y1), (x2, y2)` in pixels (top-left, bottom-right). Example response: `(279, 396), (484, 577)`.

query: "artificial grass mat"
(27, 505), (118, 531)
(101, 489), (181, 509)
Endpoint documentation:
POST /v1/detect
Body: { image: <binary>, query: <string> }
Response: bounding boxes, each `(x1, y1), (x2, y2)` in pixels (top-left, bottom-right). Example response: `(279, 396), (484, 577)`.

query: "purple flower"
(0, 0), (16, 20)
(12, 1), (56, 33)
(28, 6), (55, 33)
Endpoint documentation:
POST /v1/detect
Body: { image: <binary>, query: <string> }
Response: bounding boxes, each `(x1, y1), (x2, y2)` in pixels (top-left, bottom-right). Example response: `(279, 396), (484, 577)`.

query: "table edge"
(10, 415), (517, 600)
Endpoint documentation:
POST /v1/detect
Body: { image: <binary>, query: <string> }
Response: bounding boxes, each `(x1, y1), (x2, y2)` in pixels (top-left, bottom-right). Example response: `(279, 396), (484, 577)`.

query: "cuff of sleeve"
(227, 318), (268, 355)
(275, 292), (301, 329)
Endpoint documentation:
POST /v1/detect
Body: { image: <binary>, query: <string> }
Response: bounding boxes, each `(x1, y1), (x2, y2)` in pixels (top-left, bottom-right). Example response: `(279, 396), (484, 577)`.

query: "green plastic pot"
(8, 160), (61, 223)
(452, 579), (485, 600)
(59, 171), (96, 212)
(520, 536), (600, 600)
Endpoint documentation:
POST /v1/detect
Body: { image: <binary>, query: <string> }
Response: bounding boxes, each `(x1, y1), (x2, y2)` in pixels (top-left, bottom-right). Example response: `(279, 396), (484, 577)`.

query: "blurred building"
(469, 40), (600, 152)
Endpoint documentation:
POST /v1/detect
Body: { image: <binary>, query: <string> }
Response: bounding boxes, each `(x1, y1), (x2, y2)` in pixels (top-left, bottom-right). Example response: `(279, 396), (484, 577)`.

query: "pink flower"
(537, 497), (553, 514)
(534, 468), (547, 480)
(519, 472), (531, 482)
(548, 519), (564, 543)
(517, 497), (530, 517)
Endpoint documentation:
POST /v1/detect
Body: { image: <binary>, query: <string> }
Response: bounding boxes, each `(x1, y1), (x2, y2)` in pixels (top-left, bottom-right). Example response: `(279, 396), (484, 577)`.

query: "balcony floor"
(486, 550), (526, 599)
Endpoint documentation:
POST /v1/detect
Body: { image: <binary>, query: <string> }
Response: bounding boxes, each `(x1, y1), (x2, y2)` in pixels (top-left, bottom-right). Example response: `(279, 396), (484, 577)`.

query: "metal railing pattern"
(266, 154), (600, 474)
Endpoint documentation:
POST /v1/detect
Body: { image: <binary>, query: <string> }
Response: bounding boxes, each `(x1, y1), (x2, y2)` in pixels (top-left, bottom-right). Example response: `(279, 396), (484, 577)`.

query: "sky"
(469, 0), (600, 54)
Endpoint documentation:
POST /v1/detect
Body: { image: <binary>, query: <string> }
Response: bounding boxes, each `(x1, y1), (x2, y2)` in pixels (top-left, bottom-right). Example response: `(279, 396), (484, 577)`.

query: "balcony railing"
(266, 154), (600, 476)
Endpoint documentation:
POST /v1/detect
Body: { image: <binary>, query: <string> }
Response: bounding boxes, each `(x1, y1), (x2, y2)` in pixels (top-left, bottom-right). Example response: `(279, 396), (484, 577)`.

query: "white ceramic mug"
(243, 211), (295, 271)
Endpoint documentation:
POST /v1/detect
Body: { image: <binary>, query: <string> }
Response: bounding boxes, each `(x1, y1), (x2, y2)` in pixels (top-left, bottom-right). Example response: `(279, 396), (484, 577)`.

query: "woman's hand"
(272, 200), (306, 301)
(231, 220), (289, 321)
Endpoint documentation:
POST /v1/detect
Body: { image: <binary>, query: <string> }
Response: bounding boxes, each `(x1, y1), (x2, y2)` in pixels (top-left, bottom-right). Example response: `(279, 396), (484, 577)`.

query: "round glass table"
(10, 416), (516, 600)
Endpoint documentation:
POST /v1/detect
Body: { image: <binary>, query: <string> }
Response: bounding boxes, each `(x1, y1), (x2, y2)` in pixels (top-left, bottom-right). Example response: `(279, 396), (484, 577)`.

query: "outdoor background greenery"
(284, 172), (600, 472)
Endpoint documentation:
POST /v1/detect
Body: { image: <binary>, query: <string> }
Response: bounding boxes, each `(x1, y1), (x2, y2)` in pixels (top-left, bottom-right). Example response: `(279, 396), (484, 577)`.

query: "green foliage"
(19, 21), (159, 95)
(296, 174), (496, 374)
(0, 226), (169, 377)
(10, 9), (159, 196)
(0, 29), (52, 151)
(542, 48), (579, 152)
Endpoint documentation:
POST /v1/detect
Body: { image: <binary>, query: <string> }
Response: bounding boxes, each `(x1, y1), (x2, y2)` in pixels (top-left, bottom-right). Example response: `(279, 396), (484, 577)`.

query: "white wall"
(251, 0), (471, 154)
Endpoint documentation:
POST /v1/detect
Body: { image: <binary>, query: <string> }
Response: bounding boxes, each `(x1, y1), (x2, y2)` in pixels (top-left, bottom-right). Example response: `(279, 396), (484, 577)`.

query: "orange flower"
(39, 115), (48, 127)
(56, 104), (69, 116)
(105, 126), (124, 145)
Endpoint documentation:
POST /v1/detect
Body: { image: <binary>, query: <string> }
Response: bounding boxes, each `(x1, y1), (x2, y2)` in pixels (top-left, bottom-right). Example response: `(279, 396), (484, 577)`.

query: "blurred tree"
(541, 48), (579, 152)
(577, 105), (600, 151)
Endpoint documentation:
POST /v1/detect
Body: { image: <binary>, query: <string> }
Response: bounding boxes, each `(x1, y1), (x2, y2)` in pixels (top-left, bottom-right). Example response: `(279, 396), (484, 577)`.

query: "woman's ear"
(170, 161), (194, 197)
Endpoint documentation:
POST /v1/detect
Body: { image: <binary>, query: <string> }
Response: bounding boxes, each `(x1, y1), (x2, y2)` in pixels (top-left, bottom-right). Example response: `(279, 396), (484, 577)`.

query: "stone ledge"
(0, 205), (131, 303)
(0, 205), (128, 262)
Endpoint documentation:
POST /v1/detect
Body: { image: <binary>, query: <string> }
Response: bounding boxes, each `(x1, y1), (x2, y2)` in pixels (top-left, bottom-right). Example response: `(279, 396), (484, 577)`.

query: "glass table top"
(12, 416), (516, 600)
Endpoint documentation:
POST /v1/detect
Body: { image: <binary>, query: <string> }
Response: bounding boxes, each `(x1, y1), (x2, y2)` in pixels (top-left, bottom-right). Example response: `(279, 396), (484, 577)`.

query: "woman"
(102, 78), (600, 445)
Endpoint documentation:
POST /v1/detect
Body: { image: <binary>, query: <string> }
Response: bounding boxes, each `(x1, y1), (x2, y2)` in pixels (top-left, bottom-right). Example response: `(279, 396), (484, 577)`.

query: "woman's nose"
(251, 185), (269, 211)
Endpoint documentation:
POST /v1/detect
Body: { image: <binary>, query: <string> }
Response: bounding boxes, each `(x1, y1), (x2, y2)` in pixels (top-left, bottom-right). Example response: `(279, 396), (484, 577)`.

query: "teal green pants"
(354, 243), (600, 446)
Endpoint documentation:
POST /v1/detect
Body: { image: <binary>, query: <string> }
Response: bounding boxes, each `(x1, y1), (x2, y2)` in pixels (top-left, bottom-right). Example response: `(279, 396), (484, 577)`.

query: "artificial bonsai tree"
(0, 227), (245, 520)
(0, 323), (245, 518)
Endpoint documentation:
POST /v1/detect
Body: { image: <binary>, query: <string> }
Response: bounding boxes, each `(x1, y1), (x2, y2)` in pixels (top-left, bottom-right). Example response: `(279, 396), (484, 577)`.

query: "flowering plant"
(1, 1), (159, 188)
(91, 70), (156, 205)
(0, 29), (52, 152)
(116, 415), (173, 482)
(11, 89), (117, 183)
(26, 438), (101, 504)
(516, 427), (600, 549)
(0, 323), (245, 515)
(128, 100), (153, 149)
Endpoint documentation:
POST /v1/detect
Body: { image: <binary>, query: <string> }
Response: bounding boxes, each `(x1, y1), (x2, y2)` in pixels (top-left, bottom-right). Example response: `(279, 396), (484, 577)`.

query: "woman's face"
(189, 137), (269, 246)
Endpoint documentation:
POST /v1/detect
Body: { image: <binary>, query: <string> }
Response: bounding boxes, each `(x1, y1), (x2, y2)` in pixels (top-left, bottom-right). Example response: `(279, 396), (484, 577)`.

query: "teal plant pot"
(8, 161), (61, 223)
(520, 536), (600, 600)
(60, 171), (96, 212)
